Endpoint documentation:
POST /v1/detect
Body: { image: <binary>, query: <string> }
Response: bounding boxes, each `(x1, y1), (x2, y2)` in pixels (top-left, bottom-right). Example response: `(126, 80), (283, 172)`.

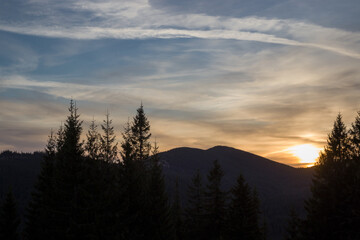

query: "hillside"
(159, 146), (314, 239)
(0, 147), (314, 239)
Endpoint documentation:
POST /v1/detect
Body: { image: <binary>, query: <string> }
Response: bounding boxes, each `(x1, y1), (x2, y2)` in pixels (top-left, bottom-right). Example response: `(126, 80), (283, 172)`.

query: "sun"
(287, 144), (321, 165)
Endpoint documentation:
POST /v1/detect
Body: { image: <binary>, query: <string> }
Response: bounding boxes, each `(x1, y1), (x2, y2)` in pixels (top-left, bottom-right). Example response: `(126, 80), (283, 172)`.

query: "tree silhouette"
(172, 178), (184, 240)
(131, 103), (151, 162)
(304, 113), (354, 239)
(203, 160), (227, 240)
(25, 131), (56, 240)
(0, 189), (20, 240)
(145, 142), (174, 239)
(226, 174), (262, 240)
(284, 208), (302, 240)
(85, 118), (101, 160)
(100, 111), (118, 163)
(184, 169), (206, 240)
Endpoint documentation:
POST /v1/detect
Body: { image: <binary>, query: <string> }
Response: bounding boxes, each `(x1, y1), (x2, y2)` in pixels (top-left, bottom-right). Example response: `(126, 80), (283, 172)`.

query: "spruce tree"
(203, 160), (227, 240)
(350, 111), (360, 157)
(25, 131), (56, 240)
(0, 189), (20, 240)
(86, 118), (101, 160)
(226, 174), (262, 240)
(172, 178), (184, 240)
(51, 99), (88, 239)
(284, 208), (302, 240)
(120, 119), (135, 164)
(120, 106), (152, 239)
(184, 169), (205, 240)
(100, 111), (118, 163)
(145, 142), (174, 239)
(131, 103), (151, 161)
(304, 113), (352, 239)
(345, 111), (360, 238)
(56, 123), (65, 152)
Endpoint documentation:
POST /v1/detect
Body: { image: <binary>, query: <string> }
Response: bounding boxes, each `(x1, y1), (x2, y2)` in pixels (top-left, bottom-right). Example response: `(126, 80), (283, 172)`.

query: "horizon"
(0, 140), (317, 168)
(1, 0), (360, 167)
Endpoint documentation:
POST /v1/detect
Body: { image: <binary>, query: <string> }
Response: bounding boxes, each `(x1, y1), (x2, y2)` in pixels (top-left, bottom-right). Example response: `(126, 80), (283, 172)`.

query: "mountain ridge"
(159, 145), (314, 239)
(0, 146), (314, 239)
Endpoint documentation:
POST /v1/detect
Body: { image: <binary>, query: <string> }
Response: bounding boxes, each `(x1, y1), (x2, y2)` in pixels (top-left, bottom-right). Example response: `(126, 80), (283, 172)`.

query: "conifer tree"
(0, 189), (20, 240)
(172, 178), (184, 240)
(350, 111), (360, 157)
(86, 118), (101, 160)
(345, 111), (360, 238)
(304, 113), (352, 239)
(184, 169), (205, 240)
(131, 103), (151, 161)
(56, 123), (65, 152)
(226, 174), (262, 240)
(100, 111), (118, 163)
(25, 131), (56, 240)
(120, 106), (152, 239)
(51, 99), (88, 239)
(145, 142), (174, 239)
(203, 160), (227, 240)
(120, 119), (135, 164)
(284, 208), (302, 240)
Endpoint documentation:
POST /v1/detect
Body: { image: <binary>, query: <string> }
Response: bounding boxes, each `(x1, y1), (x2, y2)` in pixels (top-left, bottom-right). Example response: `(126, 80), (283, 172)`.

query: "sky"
(0, 0), (360, 167)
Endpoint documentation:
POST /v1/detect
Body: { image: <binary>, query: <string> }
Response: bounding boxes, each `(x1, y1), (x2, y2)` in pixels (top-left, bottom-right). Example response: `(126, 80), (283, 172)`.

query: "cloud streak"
(0, 0), (359, 59)
(1, 0), (360, 166)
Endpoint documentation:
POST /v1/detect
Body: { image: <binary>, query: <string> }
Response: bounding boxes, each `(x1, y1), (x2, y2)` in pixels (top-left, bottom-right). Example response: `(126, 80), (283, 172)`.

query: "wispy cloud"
(1, 0), (360, 166)
(0, 0), (359, 59)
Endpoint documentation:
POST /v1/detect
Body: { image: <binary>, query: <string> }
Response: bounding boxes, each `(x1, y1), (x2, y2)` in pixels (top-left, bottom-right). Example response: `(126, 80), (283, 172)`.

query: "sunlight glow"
(287, 144), (321, 165)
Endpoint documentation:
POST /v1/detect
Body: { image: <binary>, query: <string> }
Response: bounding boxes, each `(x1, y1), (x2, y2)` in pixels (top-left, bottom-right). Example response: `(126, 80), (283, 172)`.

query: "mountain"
(159, 146), (314, 239)
(0, 146), (314, 239)
(0, 151), (43, 215)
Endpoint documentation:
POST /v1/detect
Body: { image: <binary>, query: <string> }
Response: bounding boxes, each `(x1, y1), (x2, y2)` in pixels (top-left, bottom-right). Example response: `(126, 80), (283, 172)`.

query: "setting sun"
(287, 144), (321, 166)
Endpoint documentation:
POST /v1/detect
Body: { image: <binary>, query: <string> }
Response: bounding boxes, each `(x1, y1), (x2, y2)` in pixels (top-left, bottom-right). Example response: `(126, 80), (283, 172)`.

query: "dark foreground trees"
(25, 101), (173, 240)
(284, 112), (360, 240)
(184, 161), (264, 240)
(226, 175), (263, 240)
(0, 189), (20, 240)
(303, 113), (360, 239)
(24, 100), (266, 240)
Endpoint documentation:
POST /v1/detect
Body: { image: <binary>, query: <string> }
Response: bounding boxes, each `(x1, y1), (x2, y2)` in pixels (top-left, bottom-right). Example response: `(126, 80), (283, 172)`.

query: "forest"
(1, 100), (360, 240)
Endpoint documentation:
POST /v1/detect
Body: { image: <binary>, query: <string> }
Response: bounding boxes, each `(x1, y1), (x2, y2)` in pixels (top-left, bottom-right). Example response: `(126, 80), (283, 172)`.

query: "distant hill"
(0, 146), (314, 239)
(159, 146), (314, 239)
(0, 151), (43, 216)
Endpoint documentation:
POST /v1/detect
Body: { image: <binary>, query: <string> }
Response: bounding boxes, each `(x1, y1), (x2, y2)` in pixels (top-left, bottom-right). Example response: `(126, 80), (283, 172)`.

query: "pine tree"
(284, 208), (302, 240)
(0, 189), (20, 240)
(131, 103), (151, 162)
(304, 113), (352, 239)
(25, 131), (56, 240)
(51, 99), (88, 239)
(345, 111), (360, 238)
(120, 107), (152, 239)
(226, 174), (262, 240)
(86, 118), (101, 160)
(350, 111), (360, 157)
(145, 142), (174, 239)
(203, 160), (227, 240)
(100, 111), (118, 163)
(184, 169), (205, 240)
(172, 178), (184, 240)
(120, 119), (135, 164)
(56, 123), (65, 152)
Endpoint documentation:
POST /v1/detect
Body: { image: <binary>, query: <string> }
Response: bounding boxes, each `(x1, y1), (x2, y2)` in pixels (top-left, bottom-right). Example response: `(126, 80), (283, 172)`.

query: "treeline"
(284, 113), (360, 240)
(0, 100), (265, 240)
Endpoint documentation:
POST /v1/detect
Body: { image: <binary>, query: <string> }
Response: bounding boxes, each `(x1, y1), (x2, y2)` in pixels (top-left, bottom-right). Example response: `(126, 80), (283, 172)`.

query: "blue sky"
(1, 0), (360, 166)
